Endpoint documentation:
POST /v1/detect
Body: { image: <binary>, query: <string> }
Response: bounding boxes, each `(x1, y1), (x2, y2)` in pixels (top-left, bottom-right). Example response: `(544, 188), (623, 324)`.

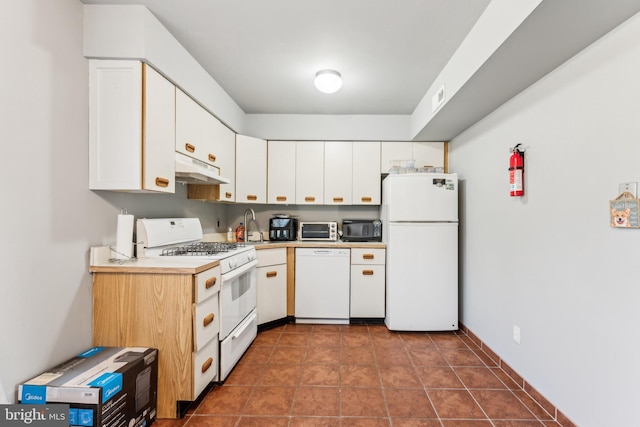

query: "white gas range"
(136, 217), (258, 381)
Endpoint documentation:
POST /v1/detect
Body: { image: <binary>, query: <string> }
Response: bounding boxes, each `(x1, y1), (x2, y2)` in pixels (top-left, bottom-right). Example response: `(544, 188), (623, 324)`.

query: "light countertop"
(89, 240), (386, 274)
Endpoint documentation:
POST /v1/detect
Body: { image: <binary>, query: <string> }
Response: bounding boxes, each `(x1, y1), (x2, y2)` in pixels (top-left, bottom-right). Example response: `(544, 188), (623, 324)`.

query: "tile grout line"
(432, 333), (496, 426)
(459, 323), (571, 426)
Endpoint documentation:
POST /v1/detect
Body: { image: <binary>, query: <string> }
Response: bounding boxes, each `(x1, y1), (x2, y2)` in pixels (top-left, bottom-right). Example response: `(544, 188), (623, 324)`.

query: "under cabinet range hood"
(175, 152), (230, 185)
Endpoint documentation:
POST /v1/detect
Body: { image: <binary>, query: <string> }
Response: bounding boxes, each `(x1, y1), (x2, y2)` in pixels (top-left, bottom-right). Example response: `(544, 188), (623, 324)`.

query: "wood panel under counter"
(91, 259), (221, 419)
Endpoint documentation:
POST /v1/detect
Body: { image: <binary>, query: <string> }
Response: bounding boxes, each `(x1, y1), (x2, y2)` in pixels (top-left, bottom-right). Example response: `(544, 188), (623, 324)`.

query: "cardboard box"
(18, 347), (157, 427)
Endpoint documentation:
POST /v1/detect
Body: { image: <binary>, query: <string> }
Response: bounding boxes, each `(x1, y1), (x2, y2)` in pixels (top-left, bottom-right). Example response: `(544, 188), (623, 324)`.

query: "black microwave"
(341, 219), (382, 242)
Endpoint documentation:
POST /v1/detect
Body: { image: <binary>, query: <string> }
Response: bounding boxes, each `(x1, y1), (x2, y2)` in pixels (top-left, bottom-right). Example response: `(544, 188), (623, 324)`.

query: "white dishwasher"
(295, 248), (351, 324)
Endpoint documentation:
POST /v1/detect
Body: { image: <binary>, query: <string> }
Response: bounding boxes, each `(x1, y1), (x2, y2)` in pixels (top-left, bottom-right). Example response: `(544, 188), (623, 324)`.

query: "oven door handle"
(221, 259), (258, 282)
(232, 315), (254, 339)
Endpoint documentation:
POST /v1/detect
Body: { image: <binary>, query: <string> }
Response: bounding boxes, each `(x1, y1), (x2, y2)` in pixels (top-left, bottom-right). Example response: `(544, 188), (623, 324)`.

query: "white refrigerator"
(381, 173), (458, 331)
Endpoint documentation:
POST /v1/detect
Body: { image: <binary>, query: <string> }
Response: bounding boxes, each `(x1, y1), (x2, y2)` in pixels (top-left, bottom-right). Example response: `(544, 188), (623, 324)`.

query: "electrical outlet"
(619, 182), (637, 198)
(513, 325), (521, 344)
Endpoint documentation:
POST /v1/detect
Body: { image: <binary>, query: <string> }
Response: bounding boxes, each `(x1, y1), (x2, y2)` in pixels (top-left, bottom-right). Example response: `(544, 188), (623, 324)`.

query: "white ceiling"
(80, 0), (491, 115)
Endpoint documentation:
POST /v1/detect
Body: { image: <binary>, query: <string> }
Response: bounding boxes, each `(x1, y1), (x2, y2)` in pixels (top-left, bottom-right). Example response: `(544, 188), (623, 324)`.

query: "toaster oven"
(298, 221), (338, 241)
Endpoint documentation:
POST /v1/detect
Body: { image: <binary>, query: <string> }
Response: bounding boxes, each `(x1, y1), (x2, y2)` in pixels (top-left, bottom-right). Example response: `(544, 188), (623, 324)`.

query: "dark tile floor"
(154, 323), (562, 427)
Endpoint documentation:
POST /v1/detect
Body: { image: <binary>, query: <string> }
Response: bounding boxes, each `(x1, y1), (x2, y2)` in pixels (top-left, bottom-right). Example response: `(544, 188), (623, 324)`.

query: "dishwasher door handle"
(313, 250), (333, 255)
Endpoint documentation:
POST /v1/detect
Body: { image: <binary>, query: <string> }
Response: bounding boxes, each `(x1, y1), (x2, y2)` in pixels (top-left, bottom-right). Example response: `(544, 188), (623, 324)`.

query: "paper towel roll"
(115, 213), (134, 260)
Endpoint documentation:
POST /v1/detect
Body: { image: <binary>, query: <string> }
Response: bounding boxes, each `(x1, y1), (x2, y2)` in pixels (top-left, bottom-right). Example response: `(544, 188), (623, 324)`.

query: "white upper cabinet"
(175, 89), (227, 169)
(89, 60), (175, 193)
(324, 141), (353, 205)
(380, 141), (445, 173)
(143, 65), (177, 192)
(175, 89), (201, 161)
(380, 141), (412, 173)
(352, 141), (381, 205)
(296, 141), (324, 205)
(211, 120), (236, 202)
(236, 135), (267, 203)
(412, 142), (446, 170)
(267, 141), (296, 204)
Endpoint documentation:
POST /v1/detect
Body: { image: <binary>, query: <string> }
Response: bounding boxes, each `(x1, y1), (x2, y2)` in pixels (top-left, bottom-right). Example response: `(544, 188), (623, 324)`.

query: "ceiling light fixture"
(314, 69), (342, 94)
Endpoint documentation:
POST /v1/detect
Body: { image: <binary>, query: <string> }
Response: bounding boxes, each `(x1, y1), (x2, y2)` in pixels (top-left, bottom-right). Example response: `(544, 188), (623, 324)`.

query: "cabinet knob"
(185, 143), (195, 153)
(205, 277), (217, 289)
(363, 254), (374, 260)
(276, 196), (287, 202)
(333, 197), (344, 203)
(266, 271), (278, 278)
(203, 313), (215, 327)
(362, 269), (374, 276)
(247, 195), (257, 201)
(155, 177), (170, 188)
(208, 154), (216, 162)
(305, 196), (315, 202)
(225, 192), (232, 199)
(201, 357), (213, 373)
(361, 196), (372, 203)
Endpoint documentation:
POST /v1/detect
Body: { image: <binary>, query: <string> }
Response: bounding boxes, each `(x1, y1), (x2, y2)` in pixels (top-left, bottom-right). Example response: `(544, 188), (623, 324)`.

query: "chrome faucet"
(243, 208), (261, 242)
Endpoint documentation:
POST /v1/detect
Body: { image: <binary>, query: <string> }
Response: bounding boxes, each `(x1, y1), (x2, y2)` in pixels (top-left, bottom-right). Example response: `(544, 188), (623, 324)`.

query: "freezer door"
(382, 173), (458, 222)
(384, 222), (458, 331)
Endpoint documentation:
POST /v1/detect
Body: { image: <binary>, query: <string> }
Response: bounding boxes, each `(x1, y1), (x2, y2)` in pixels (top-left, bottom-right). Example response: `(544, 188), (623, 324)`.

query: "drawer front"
(194, 293), (220, 351)
(193, 334), (219, 399)
(351, 248), (386, 265)
(220, 309), (257, 381)
(256, 247), (287, 266)
(195, 265), (221, 303)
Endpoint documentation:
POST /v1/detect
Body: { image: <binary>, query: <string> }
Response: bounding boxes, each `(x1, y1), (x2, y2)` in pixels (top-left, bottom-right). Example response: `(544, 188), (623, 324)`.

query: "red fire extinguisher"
(509, 144), (525, 197)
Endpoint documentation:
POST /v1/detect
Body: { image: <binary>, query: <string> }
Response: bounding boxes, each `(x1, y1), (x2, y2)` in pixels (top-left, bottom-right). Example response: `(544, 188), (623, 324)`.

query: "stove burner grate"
(160, 242), (239, 256)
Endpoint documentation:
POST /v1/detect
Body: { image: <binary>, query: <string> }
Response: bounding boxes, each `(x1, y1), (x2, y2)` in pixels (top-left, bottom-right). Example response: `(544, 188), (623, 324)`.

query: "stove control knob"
(229, 259), (237, 269)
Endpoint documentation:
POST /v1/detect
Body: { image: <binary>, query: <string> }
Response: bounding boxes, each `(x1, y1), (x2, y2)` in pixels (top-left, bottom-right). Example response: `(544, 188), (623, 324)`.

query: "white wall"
(449, 11), (640, 426)
(0, 0), (228, 402)
(82, 4), (412, 141)
(83, 4), (246, 133)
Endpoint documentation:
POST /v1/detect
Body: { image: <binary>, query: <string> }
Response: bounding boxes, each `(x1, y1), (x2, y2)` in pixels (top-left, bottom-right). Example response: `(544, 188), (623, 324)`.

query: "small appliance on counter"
(269, 214), (298, 241)
(299, 221), (338, 241)
(341, 219), (382, 242)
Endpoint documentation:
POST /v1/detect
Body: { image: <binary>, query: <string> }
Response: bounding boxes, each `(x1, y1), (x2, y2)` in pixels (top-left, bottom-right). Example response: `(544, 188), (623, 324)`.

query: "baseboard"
(459, 322), (576, 427)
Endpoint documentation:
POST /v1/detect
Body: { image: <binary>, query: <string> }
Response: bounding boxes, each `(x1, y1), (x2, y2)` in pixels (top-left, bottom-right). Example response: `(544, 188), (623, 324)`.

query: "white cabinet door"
(413, 142), (445, 170)
(352, 141), (380, 205)
(380, 141), (412, 173)
(324, 141), (352, 205)
(89, 60), (175, 193)
(268, 141), (296, 204)
(143, 64), (176, 193)
(175, 89), (235, 176)
(236, 134), (267, 203)
(350, 265), (386, 318)
(350, 248), (386, 318)
(175, 89), (203, 161)
(296, 141), (324, 204)
(201, 112), (224, 167)
(214, 124), (236, 202)
(256, 248), (287, 325)
(380, 141), (445, 173)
